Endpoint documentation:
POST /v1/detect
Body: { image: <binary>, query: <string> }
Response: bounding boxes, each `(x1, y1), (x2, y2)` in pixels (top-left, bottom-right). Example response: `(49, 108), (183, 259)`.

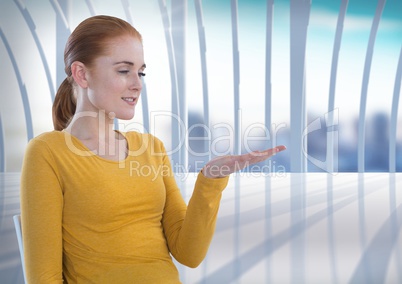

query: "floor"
(1, 172), (401, 283)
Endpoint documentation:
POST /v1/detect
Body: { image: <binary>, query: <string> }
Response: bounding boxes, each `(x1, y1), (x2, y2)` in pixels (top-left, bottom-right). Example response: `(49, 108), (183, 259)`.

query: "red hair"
(52, 15), (142, 130)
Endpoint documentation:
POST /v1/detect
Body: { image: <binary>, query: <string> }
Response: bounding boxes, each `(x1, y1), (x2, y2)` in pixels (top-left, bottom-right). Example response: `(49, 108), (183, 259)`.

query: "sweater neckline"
(60, 130), (130, 164)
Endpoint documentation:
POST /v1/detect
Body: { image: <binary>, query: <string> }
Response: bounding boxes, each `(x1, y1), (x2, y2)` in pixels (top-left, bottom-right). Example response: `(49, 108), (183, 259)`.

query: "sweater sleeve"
(20, 138), (64, 283)
(160, 145), (229, 268)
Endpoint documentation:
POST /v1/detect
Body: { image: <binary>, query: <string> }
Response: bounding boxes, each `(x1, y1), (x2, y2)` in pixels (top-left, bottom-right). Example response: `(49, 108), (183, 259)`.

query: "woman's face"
(83, 35), (145, 120)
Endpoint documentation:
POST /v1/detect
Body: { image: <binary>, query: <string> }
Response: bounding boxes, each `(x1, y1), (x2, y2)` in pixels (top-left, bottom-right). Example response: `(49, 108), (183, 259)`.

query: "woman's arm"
(20, 138), (64, 283)
(162, 166), (228, 268)
(161, 143), (286, 267)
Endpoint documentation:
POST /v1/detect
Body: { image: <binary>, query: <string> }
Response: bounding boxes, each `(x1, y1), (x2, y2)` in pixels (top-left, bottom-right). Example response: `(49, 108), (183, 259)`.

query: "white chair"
(13, 214), (27, 284)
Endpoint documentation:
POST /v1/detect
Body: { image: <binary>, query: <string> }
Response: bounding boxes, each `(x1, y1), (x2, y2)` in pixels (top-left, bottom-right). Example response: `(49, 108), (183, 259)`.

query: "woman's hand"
(201, 145), (286, 178)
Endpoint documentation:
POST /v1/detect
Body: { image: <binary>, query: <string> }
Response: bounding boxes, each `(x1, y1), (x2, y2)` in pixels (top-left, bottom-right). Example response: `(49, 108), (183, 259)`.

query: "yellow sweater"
(20, 131), (229, 283)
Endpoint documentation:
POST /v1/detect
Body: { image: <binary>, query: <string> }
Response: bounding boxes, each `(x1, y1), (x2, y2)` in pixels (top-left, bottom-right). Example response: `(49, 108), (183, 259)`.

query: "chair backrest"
(13, 215), (27, 284)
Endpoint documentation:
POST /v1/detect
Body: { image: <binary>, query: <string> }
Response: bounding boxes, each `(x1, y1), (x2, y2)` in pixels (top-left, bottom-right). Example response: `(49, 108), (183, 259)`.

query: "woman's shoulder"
(28, 130), (66, 146)
(24, 131), (66, 157)
(34, 130), (66, 140)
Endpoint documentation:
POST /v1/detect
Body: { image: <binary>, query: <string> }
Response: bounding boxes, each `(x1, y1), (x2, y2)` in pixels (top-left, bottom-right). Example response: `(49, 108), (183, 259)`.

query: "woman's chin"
(116, 111), (135, 121)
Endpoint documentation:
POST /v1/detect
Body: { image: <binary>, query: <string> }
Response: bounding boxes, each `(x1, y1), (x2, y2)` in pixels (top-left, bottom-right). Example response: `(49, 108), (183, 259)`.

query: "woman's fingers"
(250, 145), (287, 157)
(243, 145), (287, 164)
(240, 146), (283, 167)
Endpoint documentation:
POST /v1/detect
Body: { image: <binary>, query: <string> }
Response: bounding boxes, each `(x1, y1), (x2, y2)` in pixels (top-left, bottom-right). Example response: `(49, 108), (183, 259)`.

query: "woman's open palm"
(202, 145), (286, 178)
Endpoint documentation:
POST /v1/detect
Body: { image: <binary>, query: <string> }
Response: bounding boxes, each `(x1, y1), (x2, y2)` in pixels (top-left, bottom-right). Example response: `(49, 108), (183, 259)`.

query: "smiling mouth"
(122, 97), (136, 102)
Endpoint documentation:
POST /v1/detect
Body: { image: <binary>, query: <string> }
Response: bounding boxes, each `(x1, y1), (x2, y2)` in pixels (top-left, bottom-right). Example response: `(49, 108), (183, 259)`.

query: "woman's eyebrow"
(114, 61), (134, 66)
(113, 62), (146, 69)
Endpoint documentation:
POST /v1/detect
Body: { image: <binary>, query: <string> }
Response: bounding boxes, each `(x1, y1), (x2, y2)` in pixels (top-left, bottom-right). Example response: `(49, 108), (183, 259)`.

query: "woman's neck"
(66, 110), (115, 140)
(64, 110), (127, 161)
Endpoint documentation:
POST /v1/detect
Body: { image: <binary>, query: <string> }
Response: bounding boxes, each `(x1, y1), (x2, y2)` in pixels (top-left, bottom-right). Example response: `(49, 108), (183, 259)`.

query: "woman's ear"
(71, 61), (88, 88)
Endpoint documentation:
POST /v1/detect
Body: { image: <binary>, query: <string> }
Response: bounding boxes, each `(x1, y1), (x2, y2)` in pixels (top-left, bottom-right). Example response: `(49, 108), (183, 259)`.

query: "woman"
(20, 15), (285, 283)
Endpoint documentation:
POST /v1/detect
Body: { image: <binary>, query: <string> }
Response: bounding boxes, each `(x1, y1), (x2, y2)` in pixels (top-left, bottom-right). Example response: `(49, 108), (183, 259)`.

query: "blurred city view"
(187, 111), (402, 173)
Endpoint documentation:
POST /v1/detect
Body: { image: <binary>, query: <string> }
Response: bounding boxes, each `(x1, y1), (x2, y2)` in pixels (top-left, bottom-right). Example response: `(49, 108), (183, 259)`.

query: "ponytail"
(52, 78), (76, 131)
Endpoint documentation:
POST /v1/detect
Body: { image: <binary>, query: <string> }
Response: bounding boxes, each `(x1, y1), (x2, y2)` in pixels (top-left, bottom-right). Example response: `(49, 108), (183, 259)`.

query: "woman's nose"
(130, 74), (142, 91)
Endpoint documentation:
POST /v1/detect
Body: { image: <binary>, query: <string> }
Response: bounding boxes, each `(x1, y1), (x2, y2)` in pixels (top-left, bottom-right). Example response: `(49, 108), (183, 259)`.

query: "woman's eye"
(118, 70), (129, 74)
(139, 72), (146, 77)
